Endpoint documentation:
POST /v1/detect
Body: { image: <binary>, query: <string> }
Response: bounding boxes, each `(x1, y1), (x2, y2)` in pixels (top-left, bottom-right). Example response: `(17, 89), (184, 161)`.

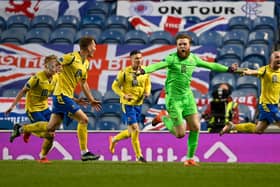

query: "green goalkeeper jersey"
(143, 52), (229, 97)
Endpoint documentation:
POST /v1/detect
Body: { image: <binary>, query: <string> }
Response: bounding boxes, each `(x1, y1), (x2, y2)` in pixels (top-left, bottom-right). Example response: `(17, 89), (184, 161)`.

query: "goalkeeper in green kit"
(137, 33), (238, 166)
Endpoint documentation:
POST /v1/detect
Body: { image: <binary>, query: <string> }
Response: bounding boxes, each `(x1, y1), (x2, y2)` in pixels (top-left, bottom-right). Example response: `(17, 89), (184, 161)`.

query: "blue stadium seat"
(87, 2), (110, 18)
(236, 76), (260, 91)
(101, 103), (122, 116)
(105, 15), (129, 35)
(95, 120), (119, 130)
(217, 44), (244, 62)
(198, 30), (222, 47)
(56, 15), (79, 30)
(247, 30), (274, 50)
(0, 16), (6, 32)
(25, 28), (51, 44)
(228, 16), (252, 32)
(99, 29), (124, 44)
(222, 30), (248, 46)
(74, 28), (101, 43)
(124, 30), (149, 45)
(176, 31), (199, 45)
(30, 15), (55, 30)
(86, 112), (98, 130)
(149, 31), (174, 45)
(243, 44), (270, 66)
(231, 88), (258, 98)
(7, 15), (30, 30)
(49, 28), (75, 44)
(0, 28), (26, 44)
(103, 90), (120, 103)
(211, 73), (236, 90)
(217, 58), (239, 67)
(240, 61), (261, 70)
(80, 15), (105, 30)
(252, 16), (277, 34)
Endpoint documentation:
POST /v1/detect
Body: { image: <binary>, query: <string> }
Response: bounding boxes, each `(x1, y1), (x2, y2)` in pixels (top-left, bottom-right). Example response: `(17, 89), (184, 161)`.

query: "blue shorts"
(122, 105), (142, 125)
(258, 104), (280, 124)
(26, 108), (51, 123)
(52, 95), (80, 118)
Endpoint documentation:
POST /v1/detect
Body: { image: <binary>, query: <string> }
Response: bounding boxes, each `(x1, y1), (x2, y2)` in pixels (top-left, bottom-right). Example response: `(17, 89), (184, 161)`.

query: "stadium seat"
(149, 31), (174, 45)
(236, 76), (260, 90)
(222, 30), (248, 46)
(24, 28), (51, 44)
(95, 120), (119, 130)
(56, 15), (80, 30)
(1, 88), (21, 97)
(0, 16), (6, 32)
(228, 16), (252, 32)
(217, 44), (244, 62)
(74, 28), (101, 43)
(252, 16), (277, 34)
(99, 29), (124, 44)
(6, 15), (30, 30)
(0, 120), (13, 130)
(231, 88), (258, 98)
(217, 58), (239, 67)
(240, 61), (261, 70)
(101, 103), (122, 116)
(198, 30), (222, 47)
(103, 90), (120, 103)
(30, 15), (55, 30)
(80, 15), (105, 30)
(49, 28), (75, 44)
(243, 44), (270, 66)
(0, 28), (26, 44)
(86, 112), (98, 130)
(176, 31), (199, 45)
(211, 73), (236, 90)
(124, 30), (149, 45)
(247, 30), (274, 50)
(105, 15), (129, 35)
(87, 2), (110, 18)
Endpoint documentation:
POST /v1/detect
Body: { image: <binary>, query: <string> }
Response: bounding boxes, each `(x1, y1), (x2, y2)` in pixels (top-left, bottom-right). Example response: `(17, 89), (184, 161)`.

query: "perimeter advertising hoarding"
(0, 132), (279, 163)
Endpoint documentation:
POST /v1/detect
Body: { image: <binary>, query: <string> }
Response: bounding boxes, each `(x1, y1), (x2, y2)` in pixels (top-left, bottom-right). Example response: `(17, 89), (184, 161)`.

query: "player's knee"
(175, 132), (185, 138)
(79, 117), (88, 124)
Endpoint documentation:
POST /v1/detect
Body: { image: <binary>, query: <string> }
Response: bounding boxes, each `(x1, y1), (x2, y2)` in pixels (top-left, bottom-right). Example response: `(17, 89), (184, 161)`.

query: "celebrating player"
(137, 33), (238, 166)
(109, 50), (151, 163)
(10, 36), (102, 162)
(220, 51), (280, 135)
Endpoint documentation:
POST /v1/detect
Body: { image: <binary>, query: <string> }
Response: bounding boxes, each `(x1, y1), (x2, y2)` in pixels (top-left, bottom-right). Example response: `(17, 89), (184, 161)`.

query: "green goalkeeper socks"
(187, 131), (199, 159)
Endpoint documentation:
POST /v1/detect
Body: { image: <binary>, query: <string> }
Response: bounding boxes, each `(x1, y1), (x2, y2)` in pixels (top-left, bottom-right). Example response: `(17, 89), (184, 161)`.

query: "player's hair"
(175, 33), (192, 44)
(79, 36), (96, 51)
(44, 55), (59, 65)
(130, 50), (141, 57)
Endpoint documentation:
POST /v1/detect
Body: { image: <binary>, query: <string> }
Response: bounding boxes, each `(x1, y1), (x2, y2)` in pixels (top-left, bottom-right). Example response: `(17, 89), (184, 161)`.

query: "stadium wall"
(0, 131), (279, 163)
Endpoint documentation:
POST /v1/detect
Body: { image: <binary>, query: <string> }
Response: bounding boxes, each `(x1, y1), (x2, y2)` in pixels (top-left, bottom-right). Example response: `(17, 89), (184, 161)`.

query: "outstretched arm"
(5, 87), (28, 115)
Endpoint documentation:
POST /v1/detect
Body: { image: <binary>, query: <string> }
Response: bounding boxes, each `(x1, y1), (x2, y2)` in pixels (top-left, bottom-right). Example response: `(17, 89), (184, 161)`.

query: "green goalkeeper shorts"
(165, 93), (198, 126)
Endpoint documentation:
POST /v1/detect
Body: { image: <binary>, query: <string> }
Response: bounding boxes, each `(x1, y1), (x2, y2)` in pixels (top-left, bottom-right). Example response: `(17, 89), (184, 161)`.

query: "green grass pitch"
(0, 161), (279, 187)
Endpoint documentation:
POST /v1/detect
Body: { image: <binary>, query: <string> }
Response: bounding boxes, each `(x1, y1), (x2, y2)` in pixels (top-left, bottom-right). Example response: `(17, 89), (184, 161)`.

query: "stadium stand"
(25, 28), (51, 44)
(1, 28), (26, 44)
(30, 15), (56, 30)
(149, 31), (174, 45)
(124, 30), (149, 45)
(49, 28), (76, 44)
(198, 30), (223, 47)
(6, 15), (30, 30)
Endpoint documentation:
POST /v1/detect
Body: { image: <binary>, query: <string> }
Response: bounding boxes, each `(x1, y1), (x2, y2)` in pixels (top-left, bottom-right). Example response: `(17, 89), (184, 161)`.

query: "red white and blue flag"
(129, 15), (229, 36)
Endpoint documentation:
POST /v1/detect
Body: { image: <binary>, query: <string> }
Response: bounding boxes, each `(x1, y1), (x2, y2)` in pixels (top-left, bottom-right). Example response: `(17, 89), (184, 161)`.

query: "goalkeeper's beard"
(178, 49), (190, 59)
